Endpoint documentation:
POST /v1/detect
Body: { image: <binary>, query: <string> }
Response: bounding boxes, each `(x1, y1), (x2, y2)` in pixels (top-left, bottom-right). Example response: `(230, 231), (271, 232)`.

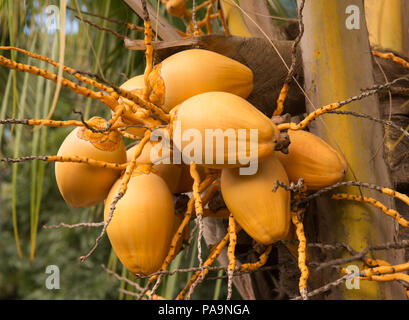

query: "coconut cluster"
(54, 49), (346, 275)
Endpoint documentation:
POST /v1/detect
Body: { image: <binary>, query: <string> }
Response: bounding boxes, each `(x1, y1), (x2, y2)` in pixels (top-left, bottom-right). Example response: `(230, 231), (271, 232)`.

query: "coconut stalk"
(298, 0), (406, 299)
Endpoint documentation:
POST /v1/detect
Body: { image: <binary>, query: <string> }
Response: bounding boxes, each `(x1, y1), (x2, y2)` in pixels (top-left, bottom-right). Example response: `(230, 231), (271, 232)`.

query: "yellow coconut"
(166, 0), (188, 17)
(55, 117), (127, 208)
(170, 91), (279, 169)
(126, 129), (171, 165)
(119, 74), (145, 100)
(126, 141), (207, 194)
(127, 142), (182, 194)
(221, 154), (291, 245)
(105, 172), (175, 275)
(174, 163), (207, 194)
(126, 125), (208, 194)
(148, 49), (253, 112)
(116, 74), (148, 139)
(277, 129), (347, 190)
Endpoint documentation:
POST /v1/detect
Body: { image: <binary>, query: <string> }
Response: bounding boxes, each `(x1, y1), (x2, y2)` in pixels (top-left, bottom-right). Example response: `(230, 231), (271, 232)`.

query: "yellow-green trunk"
(299, 0), (405, 299)
(365, 0), (404, 53)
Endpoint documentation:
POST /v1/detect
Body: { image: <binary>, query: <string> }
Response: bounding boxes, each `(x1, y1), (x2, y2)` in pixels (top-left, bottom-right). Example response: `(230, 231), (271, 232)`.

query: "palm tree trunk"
(364, 0), (408, 55)
(298, 0), (406, 299)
